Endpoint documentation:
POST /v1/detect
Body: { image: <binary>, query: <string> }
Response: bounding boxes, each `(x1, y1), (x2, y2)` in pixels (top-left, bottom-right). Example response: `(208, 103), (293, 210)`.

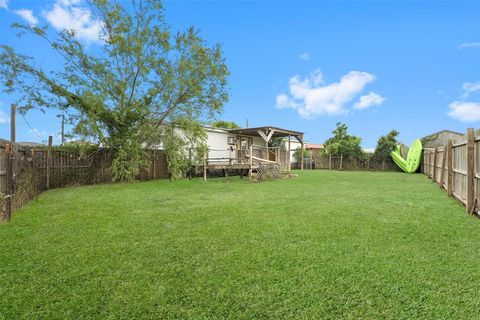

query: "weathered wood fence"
(1, 141), (168, 221)
(312, 154), (400, 171)
(423, 127), (478, 215)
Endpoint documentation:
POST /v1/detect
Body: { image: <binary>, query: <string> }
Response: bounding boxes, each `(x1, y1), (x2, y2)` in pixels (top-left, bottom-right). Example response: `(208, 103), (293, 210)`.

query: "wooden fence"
(423, 128), (478, 215)
(312, 154), (400, 171)
(1, 142), (168, 221)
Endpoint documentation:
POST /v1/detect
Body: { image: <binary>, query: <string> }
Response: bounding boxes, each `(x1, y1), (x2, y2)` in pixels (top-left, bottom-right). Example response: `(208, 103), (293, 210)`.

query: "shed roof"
(422, 129), (464, 139)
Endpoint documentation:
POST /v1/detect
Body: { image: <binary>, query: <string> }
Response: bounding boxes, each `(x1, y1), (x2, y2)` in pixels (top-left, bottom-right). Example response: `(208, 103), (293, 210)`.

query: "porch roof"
(228, 126), (304, 142)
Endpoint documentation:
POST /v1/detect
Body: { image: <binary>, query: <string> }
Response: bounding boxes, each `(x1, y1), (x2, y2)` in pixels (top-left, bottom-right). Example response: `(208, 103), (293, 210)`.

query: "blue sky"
(0, 0), (479, 148)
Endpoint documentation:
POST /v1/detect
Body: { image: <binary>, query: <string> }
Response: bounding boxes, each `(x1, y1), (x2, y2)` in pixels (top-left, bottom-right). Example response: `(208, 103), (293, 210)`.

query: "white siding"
(284, 140), (302, 163)
(205, 129), (237, 163)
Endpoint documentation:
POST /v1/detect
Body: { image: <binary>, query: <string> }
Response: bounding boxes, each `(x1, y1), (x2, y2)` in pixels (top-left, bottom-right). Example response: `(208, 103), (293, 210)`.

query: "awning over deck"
(228, 126), (304, 144)
(227, 126), (305, 171)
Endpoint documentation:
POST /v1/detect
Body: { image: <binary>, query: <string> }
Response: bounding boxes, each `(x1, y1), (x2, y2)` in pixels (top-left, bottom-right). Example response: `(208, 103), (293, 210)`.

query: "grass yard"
(1, 170), (480, 319)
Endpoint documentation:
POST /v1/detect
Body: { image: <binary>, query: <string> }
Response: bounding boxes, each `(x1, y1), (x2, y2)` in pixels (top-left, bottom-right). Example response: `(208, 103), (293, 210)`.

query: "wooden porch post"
(249, 145), (253, 179)
(288, 135), (291, 172)
(300, 134), (304, 170)
(301, 143), (304, 170)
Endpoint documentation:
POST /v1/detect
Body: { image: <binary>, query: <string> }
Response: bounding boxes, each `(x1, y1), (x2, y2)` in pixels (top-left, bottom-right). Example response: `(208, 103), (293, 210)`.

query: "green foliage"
(269, 138), (287, 149)
(0, 0), (229, 181)
(162, 118), (208, 180)
(324, 122), (363, 158)
(111, 144), (147, 182)
(373, 130), (400, 161)
(211, 120), (240, 129)
(54, 141), (99, 155)
(293, 147), (310, 163)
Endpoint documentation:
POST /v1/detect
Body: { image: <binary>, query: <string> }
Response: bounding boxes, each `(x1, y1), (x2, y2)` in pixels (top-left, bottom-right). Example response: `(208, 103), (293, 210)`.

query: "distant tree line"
(322, 122), (400, 161)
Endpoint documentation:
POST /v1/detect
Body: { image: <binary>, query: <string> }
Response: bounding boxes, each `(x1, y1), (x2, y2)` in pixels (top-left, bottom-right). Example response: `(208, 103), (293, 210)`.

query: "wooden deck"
(201, 163), (258, 170)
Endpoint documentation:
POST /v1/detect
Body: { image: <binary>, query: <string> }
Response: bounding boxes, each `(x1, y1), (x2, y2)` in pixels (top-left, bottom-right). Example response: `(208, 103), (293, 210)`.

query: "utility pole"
(61, 114), (65, 144)
(10, 104), (16, 146)
(57, 113), (65, 144)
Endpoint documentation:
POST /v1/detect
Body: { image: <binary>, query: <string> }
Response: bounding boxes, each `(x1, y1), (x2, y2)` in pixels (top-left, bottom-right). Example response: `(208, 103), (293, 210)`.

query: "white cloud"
(0, 0), (8, 10)
(354, 92), (385, 110)
(43, 0), (103, 43)
(276, 69), (378, 117)
(448, 81), (480, 122)
(14, 9), (39, 25)
(462, 82), (480, 98)
(458, 42), (480, 49)
(0, 109), (9, 123)
(299, 52), (310, 61)
(447, 102), (480, 123)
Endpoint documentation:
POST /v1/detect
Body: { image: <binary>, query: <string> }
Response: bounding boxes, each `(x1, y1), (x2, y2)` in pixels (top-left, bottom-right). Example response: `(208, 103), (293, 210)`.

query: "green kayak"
(391, 139), (422, 173)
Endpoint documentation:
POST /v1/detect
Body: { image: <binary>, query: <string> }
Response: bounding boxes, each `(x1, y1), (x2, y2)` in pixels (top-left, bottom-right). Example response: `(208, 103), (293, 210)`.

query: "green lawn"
(1, 170), (480, 319)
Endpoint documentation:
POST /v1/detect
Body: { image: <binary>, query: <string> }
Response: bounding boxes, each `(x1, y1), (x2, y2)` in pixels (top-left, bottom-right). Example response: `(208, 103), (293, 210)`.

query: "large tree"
(373, 130), (399, 161)
(323, 122), (363, 158)
(0, 0), (229, 181)
(211, 120), (240, 129)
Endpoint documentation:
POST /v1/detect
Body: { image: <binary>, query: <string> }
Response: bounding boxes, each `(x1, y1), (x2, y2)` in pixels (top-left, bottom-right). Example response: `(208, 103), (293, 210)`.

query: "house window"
(240, 138), (248, 149)
(227, 137), (237, 145)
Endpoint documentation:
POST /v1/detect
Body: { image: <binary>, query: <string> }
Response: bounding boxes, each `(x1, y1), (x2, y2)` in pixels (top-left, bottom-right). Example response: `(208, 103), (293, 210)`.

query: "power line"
(19, 113), (47, 143)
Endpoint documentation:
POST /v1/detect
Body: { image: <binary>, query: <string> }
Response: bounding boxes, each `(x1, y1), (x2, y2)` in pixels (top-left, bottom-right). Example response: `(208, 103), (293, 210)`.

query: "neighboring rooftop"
(305, 143), (324, 149)
(422, 130), (464, 138)
(17, 141), (45, 147)
(421, 129), (465, 148)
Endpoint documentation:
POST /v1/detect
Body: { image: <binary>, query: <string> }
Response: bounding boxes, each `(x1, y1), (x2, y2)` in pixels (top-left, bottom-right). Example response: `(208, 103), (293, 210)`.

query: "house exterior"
(205, 125), (305, 170)
(421, 130), (464, 148)
(204, 126), (266, 163)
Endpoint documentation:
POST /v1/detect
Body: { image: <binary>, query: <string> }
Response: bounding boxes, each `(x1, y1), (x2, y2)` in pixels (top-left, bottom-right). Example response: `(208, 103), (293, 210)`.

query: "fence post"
(432, 147), (437, 182)
(329, 154), (332, 170)
(431, 149), (434, 177)
(424, 149), (428, 176)
(46, 136), (52, 189)
(30, 148), (38, 200)
(439, 147), (446, 188)
(426, 150), (430, 177)
(466, 128), (475, 215)
(447, 140), (453, 197)
(340, 154), (343, 170)
(2, 144), (13, 221)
